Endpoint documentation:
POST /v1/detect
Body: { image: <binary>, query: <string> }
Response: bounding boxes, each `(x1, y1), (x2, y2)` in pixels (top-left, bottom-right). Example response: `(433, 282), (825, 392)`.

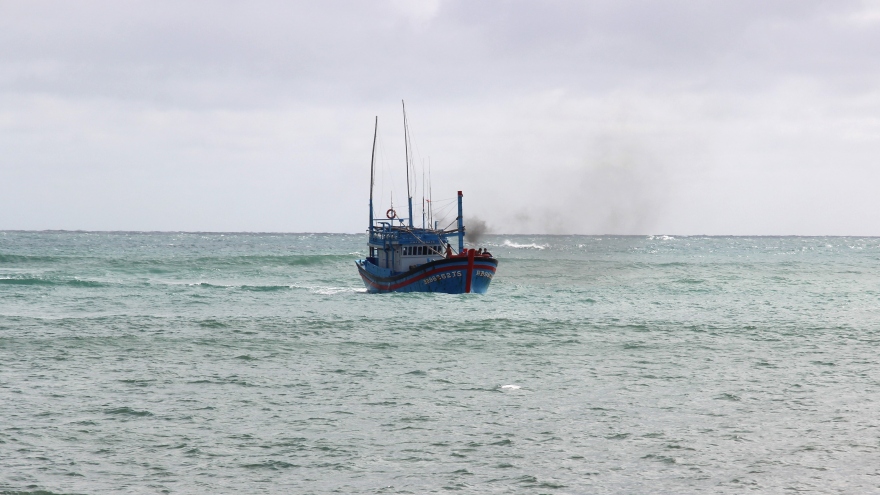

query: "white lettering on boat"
(422, 270), (464, 285)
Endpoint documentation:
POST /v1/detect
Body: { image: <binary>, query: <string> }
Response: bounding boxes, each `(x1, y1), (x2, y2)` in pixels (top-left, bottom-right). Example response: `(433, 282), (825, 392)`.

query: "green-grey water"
(2, 232), (880, 494)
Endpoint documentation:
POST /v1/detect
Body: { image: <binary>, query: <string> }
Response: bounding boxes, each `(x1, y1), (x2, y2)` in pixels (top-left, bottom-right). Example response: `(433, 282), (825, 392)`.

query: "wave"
(66, 279), (108, 288)
(186, 282), (226, 289)
(0, 277), (109, 287)
(0, 277), (55, 286)
(241, 460), (297, 470)
(181, 282), (363, 294)
(239, 285), (293, 292)
(105, 407), (153, 417)
(184, 282), (292, 291)
(310, 286), (366, 295)
(191, 254), (355, 267)
(198, 319), (229, 328)
(0, 254), (62, 263)
(90, 254), (359, 276)
(274, 284), (366, 295)
(502, 240), (547, 250)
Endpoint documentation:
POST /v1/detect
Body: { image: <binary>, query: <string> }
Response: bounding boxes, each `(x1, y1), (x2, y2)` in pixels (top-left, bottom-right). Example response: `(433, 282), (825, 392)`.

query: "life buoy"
(386, 208), (397, 219)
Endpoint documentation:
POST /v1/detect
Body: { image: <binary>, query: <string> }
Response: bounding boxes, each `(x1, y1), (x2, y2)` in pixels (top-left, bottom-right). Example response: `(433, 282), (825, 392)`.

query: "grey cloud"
(5, 0), (877, 105)
(2, 0), (880, 233)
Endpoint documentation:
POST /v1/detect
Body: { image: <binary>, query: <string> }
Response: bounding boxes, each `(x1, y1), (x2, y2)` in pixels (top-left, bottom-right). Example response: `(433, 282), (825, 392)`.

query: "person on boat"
(478, 248), (484, 256)
(445, 243), (453, 258)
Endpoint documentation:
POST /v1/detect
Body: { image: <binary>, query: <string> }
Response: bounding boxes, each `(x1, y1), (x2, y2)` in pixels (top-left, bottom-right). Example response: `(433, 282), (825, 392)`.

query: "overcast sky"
(2, 0), (880, 234)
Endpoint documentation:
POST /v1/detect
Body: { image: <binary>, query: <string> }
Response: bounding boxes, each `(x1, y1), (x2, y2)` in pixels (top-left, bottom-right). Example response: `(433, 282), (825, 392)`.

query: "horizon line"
(2, 230), (879, 238)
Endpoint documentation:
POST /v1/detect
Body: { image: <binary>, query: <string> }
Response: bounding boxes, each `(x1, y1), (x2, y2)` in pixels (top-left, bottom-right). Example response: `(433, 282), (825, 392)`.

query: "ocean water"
(2, 232), (880, 494)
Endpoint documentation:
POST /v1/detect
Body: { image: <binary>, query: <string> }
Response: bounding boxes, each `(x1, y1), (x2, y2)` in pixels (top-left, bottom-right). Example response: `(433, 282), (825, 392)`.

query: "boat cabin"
(366, 225), (447, 273)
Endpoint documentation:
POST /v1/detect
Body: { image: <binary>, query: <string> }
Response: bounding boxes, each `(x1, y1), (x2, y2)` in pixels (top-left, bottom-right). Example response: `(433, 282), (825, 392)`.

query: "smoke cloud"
(496, 124), (672, 235)
(464, 216), (490, 243)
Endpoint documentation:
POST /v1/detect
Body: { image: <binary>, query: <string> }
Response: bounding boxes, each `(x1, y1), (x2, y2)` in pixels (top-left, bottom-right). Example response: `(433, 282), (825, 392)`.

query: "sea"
(2, 231), (879, 494)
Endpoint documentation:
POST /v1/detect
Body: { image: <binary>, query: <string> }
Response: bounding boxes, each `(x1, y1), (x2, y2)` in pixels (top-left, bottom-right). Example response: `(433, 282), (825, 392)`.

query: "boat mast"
(429, 158), (435, 229)
(369, 116), (377, 232)
(402, 100), (414, 228)
(457, 191), (464, 252)
(421, 160), (426, 229)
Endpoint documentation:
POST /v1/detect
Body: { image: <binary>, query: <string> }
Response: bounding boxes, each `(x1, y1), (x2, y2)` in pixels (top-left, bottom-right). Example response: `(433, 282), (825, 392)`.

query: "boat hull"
(356, 254), (498, 294)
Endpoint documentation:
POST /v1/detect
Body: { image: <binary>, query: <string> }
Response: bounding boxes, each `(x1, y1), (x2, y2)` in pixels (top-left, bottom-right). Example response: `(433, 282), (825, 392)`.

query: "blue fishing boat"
(356, 104), (498, 294)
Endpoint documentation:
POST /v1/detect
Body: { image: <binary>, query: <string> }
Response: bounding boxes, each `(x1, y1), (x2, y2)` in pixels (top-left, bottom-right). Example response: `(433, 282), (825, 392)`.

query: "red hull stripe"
(360, 263), (496, 291)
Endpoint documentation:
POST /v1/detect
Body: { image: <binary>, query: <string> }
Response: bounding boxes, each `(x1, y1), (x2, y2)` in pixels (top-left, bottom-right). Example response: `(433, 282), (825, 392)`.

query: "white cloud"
(389, 0), (443, 24)
(2, 0), (880, 233)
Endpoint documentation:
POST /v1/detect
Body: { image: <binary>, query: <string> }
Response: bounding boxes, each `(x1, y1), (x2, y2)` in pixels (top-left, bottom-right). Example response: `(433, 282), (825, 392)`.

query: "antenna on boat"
(369, 116), (377, 232)
(402, 100), (414, 228)
(428, 157), (434, 229)
(421, 159), (426, 229)
(457, 191), (464, 252)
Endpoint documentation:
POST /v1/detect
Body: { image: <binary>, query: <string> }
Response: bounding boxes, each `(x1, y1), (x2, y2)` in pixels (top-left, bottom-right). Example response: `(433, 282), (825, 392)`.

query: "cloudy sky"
(2, 0), (879, 234)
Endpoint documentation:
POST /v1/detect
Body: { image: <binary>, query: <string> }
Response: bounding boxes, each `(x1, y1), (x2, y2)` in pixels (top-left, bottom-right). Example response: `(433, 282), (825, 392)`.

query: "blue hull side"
(356, 256), (498, 294)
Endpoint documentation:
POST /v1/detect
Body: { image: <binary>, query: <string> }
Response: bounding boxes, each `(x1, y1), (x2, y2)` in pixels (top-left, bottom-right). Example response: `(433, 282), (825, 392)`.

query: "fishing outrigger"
(355, 103), (498, 294)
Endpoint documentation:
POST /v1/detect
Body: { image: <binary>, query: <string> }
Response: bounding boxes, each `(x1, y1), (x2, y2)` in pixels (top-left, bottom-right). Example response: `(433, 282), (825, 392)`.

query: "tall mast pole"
(402, 100), (414, 228)
(369, 116), (377, 232)
(421, 160), (426, 229)
(428, 158), (434, 229)
(457, 191), (464, 253)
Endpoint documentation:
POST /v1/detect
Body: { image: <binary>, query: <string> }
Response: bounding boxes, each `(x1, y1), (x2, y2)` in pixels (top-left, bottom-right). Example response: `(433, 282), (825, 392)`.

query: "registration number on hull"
(423, 271), (462, 285)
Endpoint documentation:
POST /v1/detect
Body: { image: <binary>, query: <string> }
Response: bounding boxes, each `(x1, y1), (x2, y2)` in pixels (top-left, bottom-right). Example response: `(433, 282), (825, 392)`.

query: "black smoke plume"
(465, 216), (490, 243)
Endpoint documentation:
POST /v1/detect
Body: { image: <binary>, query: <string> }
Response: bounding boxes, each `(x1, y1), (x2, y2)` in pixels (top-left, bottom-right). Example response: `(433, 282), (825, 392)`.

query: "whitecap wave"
(501, 384), (521, 390)
(503, 240), (546, 250)
(312, 286), (366, 295)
